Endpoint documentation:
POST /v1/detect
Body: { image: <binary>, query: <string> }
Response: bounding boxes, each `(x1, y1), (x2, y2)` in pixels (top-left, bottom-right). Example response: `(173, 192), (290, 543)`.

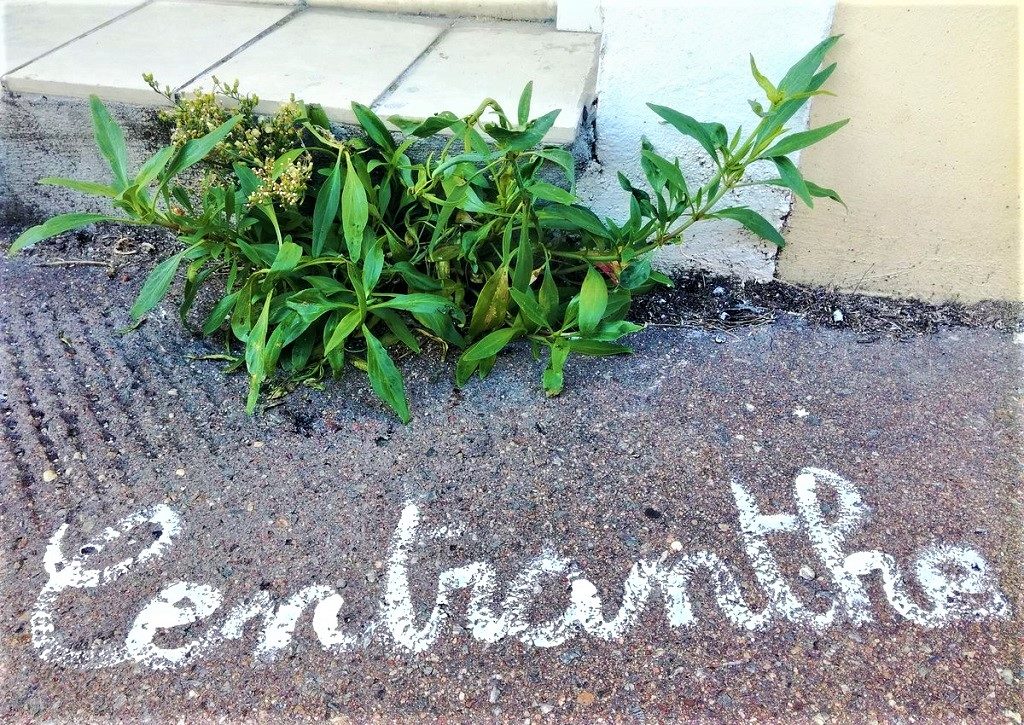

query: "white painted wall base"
(576, 0), (836, 280)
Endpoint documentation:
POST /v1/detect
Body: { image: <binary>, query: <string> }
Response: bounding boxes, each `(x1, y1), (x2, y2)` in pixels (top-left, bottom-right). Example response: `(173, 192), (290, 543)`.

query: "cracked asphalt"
(0, 253), (1022, 722)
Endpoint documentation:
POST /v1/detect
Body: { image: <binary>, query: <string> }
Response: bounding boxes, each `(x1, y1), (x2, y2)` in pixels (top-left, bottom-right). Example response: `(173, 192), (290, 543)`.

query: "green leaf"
(270, 240), (304, 273)
(534, 148), (576, 190)
(712, 206), (786, 247)
(509, 288), (549, 330)
(517, 81), (533, 126)
(39, 177), (117, 198)
(462, 327), (519, 362)
(371, 293), (457, 315)
(593, 319), (643, 341)
(511, 209), (534, 293)
(527, 181), (576, 204)
(750, 54), (782, 104)
(537, 204), (611, 239)
(324, 308), (363, 354)
(165, 115), (242, 178)
(201, 292), (238, 336)
(760, 119), (849, 159)
(89, 95), (129, 190)
(8, 212), (115, 255)
(342, 155), (368, 262)
(646, 103), (720, 161)
(468, 265), (510, 338)
(312, 156), (342, 256)
(362, 238), (384, 292)
(805, 180), (847, 209)
(542, 342), (569, 397)
(640, 149), (688, 197)
(134, 146), (175, 188)
(771, 156), (813, 207)
(778, 35), (841, 95)
(538, 261), (559, 325)
(577, 266), (608, 335)
(244, 294), (272, 413)
(131, 250), (185, 320)
(372, 308), (420, 353)
(485, 109), (559, 152)
(568, 339), (633, 356)
(352, 102), (395, 153)
(363, 325), (411, 423)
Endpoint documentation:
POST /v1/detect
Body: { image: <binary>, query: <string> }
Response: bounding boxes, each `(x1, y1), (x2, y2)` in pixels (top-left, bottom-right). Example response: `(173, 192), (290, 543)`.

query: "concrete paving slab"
(0, 250), (1021, 720)
(2, 0), (293, 105)
(1, 0), (143, 74)
(308, 0), (556, 21)
(184, 9), (448, 124)
(374, 20), (600, 143)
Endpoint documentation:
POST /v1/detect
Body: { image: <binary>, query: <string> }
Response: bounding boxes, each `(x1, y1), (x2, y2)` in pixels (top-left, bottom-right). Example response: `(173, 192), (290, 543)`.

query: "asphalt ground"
(0, 252), (1022, 722)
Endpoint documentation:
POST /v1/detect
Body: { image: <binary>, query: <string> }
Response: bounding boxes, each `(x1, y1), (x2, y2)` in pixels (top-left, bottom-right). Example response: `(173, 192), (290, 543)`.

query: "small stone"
(998, 668), (1015, 685)
(166, 388), (178, 396)
(712, 286), (726, 296)
(799, 566), (816, 581)
(793, 408), (810, 418)
(252, 441), (265, 448)
(713, 335), (726, 344)
(539, 704), (554, 714)
(175, 468), (186, 477)
(576, 691), (596, 706)
(832, 309), (844, 323)
(42, 469), (58, 483)
(1003, 710), (1022, 724)
(489, 685), (500, 704)
(670, 541), (683, 552)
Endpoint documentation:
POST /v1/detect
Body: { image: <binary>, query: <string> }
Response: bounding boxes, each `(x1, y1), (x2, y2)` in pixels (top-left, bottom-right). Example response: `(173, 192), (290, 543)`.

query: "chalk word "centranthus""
(31, 468), (1009, 670)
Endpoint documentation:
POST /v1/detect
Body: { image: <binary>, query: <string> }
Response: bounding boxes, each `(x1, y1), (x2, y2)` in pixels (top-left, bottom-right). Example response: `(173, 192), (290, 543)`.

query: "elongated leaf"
(39, 177), (117, 198)
(771, 156), (813, 207)
(568, 340), (633, 356)
(372, 308), (420, 353)
(352, 102), (395, 153)
(131, 250), (185, 320)
(372, 293), (457, 315)
(538, 261), (559, 326)
(324, 308), (363, 354)
(134, 146), (175, 188)
(342, 156), (368, 261)
(362, 239), (384, 292)
(201, 292), (239, 336)
(165, 115), (241, 178)
(89, 95), (129, 189)
(778, 35), (841, 94)
(363, 325), (410, 423)
(577, 266), (608, 335)
(542, 342), (569, 397)
(312, 157), (342, 256)
(270, 240), (303, 273)
(646, 103), (719, 161)
(468, 265), (510, 338)
(750, 54), (782, 104)
(805, 180), (847, 208)
(511, 208), (534, 293)
(462, 327), (519, 362)
(537, 204), (611, 239)
(517, 81), (533, 126)
(527, 181), (575, 204)
(8, 213), (114, 255)
(244, 294), (272, 413)
(760, 119), (849, 159)
(712, 206), (786, 247)
(534, 148), (576, 189)
(509, 289), (549, 330)
(485, 109), (559, 152)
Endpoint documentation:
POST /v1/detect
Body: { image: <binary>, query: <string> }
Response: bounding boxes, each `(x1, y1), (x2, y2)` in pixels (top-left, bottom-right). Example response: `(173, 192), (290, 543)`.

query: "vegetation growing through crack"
(8, 39), (847, 422)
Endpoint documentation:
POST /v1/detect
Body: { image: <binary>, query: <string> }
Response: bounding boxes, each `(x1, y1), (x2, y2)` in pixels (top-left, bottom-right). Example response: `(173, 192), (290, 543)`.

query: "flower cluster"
(246, 153), (313, 208)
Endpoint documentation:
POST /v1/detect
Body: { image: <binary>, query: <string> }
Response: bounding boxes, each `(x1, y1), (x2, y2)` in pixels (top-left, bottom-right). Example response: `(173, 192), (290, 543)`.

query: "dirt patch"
(628, 270), (1024, 339)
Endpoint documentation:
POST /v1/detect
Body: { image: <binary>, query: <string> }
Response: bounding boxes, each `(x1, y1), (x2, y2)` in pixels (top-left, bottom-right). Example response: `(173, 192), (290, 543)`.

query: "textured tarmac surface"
(0, 254), (1022, 722)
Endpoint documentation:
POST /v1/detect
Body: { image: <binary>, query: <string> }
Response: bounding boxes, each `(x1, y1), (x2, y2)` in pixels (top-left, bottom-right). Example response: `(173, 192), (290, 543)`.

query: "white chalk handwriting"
(30, 468), (1009, 670)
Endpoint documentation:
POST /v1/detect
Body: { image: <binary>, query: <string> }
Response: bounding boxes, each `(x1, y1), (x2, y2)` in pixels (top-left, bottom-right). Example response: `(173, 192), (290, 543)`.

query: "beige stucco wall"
(780, 1), (1021, 302)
